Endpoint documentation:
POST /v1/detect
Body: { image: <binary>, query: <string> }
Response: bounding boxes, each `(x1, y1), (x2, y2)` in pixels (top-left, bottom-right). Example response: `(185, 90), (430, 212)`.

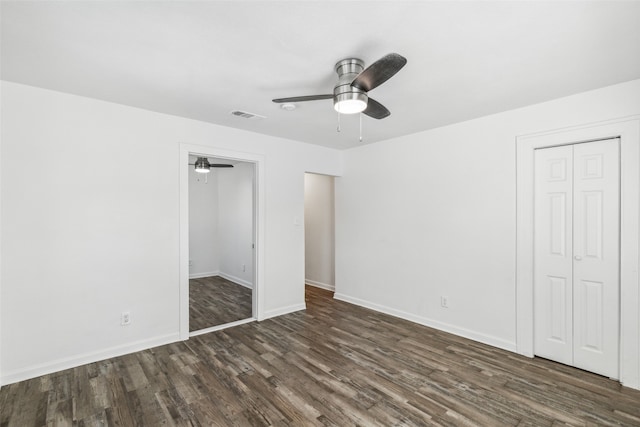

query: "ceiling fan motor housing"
(333, 58), (368, 113)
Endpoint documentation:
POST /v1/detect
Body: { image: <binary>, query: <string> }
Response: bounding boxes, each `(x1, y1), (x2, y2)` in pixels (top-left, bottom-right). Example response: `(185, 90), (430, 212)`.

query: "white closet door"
(534, 139), (620, 379)
(534, 145), (574, 365)
(572, 139), (620, 378)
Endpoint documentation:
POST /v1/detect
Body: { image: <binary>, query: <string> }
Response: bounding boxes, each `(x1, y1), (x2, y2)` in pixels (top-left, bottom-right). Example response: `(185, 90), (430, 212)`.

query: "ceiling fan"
(189, 157), (234, 174)
(272, 53), (407, 119)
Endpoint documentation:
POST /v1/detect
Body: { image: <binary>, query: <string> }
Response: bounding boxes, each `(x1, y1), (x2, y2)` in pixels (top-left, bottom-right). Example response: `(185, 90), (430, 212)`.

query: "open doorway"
(188, 156), (255, 334)
(304, 173), (335, 301)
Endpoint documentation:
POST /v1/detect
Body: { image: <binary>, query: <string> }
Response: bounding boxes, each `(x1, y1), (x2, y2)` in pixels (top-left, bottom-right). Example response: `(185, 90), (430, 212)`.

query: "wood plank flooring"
(189, 276), (253, 332)
(2, 285), (640, 426)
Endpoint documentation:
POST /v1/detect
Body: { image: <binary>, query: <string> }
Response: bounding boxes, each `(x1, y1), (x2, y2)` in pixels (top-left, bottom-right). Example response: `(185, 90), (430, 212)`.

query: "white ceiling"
(2, 1), (640, 149)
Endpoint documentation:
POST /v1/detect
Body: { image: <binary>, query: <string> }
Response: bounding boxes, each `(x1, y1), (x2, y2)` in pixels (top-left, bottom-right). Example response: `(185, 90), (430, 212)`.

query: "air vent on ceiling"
(230, 110), (266, 120)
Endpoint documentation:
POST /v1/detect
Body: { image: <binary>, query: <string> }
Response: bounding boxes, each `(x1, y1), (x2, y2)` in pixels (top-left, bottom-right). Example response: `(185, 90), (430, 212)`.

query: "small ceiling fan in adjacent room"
(273, 53), (407, 120)
(189, 157), (234, 174)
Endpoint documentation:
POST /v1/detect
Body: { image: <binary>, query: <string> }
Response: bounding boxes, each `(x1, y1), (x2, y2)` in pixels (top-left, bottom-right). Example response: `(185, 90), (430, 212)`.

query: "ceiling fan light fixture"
(333, 92), (368, 114)
(194, 157), (211, 174)
(273, 53), (406, 121)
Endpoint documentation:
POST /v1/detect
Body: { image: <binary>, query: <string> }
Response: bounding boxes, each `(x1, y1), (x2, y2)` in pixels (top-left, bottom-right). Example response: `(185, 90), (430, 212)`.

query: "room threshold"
(189, 317), (256, 337)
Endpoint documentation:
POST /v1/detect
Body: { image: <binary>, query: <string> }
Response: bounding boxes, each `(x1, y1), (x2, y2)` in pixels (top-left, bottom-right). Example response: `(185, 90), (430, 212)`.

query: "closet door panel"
(572, 139), (620, 378)
(534, 145), (574, 365)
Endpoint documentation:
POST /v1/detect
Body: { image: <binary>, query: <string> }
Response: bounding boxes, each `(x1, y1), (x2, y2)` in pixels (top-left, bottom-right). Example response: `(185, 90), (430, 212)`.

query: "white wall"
(304, 173), (335, 290)
(218, 162), (254, 287)
(188, 164), (219, 277)
(0, 81), (341, 385)
(335, 79), (640, 352)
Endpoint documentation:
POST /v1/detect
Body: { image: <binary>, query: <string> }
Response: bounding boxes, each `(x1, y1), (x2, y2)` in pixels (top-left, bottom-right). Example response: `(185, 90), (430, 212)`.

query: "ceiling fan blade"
(188, 163), (233, 167)
(351, 53), (407, 92)
(362, 98), (390, 119)
(272, 94), (333, 103)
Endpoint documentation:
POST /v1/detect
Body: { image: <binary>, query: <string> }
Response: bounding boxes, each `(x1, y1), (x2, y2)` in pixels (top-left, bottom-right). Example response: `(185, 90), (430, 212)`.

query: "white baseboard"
(189, 271), (253, 289)
(305, 279), (335, 291)
(0, 332), (180, 386)
(333, 293), (517, 353)
(263, 303), (306, 320)
(218, 272), (253, 289)
(189, 270), (219, 279)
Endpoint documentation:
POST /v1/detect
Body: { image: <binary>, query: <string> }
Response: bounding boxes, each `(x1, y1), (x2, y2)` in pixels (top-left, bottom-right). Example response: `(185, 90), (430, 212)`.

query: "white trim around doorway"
(179, 144), (266, 340)
(515, 116), (640, 390)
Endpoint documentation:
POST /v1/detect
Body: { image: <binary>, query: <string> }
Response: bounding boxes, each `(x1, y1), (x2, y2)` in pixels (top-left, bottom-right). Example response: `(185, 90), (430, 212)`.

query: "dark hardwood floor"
(189, 275), (253, 332)
(2, 285), (640, 426)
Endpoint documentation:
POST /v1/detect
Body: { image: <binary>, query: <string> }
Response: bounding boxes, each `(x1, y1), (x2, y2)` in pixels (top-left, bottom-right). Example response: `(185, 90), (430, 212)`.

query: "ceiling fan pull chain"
(336, 111), (341, 132)
(359, 113), (363, 142)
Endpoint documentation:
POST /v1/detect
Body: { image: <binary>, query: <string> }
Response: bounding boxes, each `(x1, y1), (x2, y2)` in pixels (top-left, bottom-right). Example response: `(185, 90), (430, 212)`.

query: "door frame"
(179, 143), (266, 340)
(516, 116), (640, 389)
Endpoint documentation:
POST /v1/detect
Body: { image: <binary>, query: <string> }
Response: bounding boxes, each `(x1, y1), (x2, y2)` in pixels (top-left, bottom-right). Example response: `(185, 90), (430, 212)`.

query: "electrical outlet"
(242, 264), (246, 272)
(189, 260), (193, 267)
(121, 311), (131, 326)
(441, 296), (449, 308)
